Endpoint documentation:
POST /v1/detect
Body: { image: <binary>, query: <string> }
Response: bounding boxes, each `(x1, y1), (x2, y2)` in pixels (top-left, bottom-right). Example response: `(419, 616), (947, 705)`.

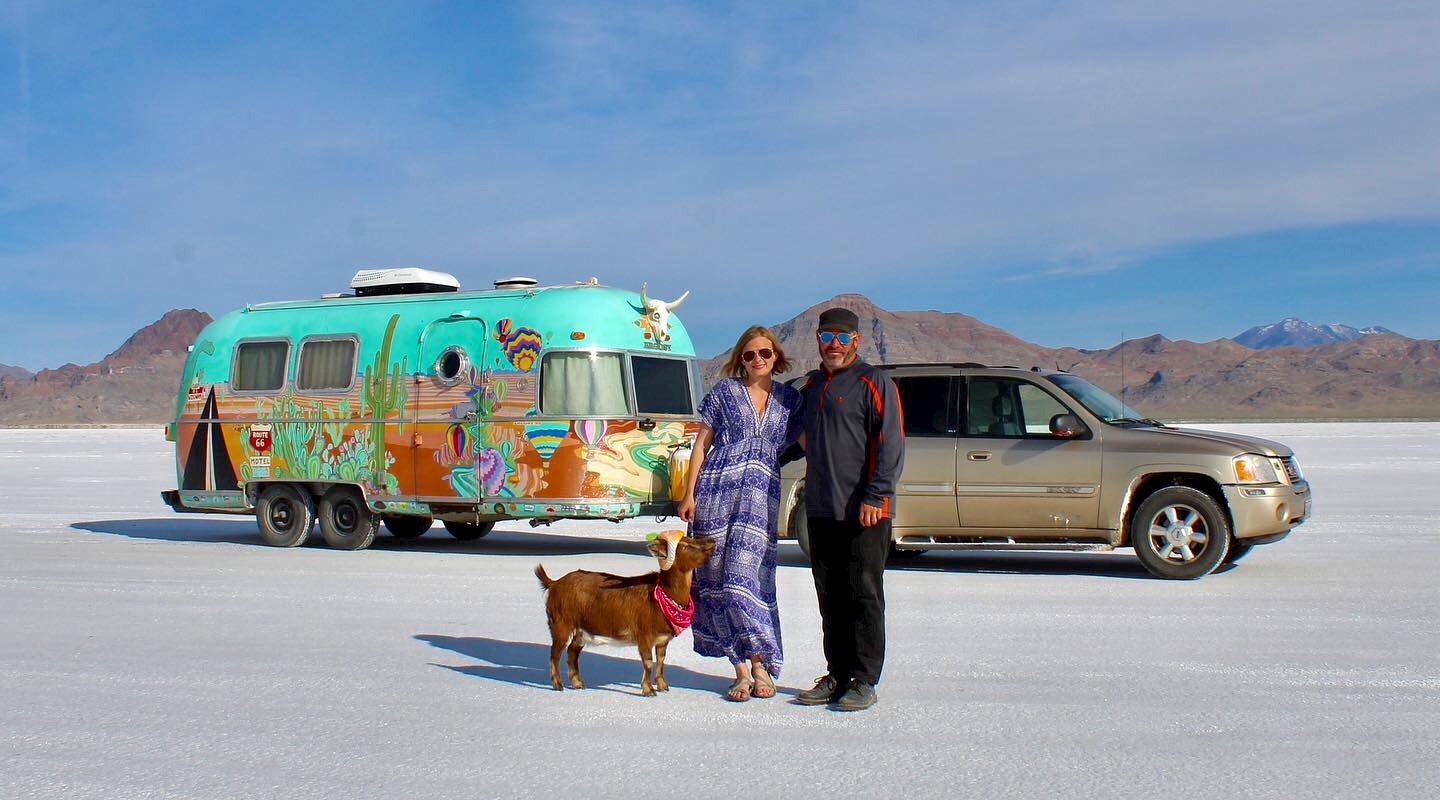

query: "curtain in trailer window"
(233, 342), (288, 392)
(541, 352), (628, 416)
(297, 339), (357, 391)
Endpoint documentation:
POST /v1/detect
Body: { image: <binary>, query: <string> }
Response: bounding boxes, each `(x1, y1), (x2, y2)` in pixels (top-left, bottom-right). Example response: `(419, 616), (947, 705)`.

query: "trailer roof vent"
(350, 267), (461, 297)
(493, 276), (538, 290)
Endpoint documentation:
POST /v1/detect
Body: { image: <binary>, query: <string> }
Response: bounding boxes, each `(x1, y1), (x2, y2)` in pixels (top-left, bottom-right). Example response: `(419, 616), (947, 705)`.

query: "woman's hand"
(677, 495), (696, 522)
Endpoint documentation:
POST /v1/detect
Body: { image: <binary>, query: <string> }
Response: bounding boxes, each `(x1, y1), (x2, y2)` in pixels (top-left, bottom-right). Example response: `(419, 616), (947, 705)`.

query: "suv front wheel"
(1131, 486), (1231, 580)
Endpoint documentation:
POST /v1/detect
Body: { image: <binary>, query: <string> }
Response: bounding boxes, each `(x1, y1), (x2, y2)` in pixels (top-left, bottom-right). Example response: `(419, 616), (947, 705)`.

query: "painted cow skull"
(635, 282), (689, 342)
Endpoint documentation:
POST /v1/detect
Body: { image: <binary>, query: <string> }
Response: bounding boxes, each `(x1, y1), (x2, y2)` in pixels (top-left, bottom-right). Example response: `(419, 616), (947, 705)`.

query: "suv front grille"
(1281, 456), (1301, 483)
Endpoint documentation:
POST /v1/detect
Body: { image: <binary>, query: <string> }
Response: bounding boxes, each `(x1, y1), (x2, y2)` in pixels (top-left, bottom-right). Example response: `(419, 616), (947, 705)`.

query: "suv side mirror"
(1049, 413), (1087, 439)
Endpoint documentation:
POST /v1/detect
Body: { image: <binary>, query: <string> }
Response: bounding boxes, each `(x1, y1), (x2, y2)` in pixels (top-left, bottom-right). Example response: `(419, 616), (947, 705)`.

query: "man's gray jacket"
(797, 358), (905, 521)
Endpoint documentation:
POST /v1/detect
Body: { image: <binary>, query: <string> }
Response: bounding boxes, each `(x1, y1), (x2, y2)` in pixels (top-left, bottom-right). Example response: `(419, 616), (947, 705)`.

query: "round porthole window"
(434, 347), (468, 386)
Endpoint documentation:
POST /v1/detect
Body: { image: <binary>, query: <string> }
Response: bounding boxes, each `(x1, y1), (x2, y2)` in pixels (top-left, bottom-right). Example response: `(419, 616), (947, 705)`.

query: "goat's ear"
(646, 539), (669, 558)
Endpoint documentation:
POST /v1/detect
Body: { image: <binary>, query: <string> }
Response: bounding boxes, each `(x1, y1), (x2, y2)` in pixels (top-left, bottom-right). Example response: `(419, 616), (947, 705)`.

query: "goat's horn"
(663, 290), (689, 311)
(661, 535), (678, 570)
(640, 282), (649, 308)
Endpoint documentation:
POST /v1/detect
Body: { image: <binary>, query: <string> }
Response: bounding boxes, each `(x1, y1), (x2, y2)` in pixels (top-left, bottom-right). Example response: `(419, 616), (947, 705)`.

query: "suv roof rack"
(878, 362), (1007, 370)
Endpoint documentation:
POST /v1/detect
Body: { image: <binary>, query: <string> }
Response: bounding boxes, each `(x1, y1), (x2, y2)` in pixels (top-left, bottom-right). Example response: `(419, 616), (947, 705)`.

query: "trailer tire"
(443, 520), (495, 540)
(318, 486), (379, 551)
(384, 515), (433, 539)
(256, 484), (314, 547)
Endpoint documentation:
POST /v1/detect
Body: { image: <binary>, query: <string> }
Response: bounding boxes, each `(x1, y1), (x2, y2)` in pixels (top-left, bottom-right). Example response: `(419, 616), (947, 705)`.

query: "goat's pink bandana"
(653, 583), (694, 635)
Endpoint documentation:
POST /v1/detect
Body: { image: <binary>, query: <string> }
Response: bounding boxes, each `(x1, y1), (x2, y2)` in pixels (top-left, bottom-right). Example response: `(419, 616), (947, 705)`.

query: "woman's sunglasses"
(816, 331), (855, 346)
(741, 348), (774, 363)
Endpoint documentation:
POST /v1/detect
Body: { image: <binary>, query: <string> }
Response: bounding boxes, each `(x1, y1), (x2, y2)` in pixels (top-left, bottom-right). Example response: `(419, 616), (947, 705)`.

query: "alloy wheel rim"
(1147, 504), (1209, 563)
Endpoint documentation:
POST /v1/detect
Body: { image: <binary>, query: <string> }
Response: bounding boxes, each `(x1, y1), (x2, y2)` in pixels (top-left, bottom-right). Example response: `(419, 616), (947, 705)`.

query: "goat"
(534, 531), (716, 695)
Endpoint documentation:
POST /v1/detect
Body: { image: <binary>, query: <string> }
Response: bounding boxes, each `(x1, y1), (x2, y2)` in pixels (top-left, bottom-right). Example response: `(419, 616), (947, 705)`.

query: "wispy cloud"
(1, 1), (1438, 366)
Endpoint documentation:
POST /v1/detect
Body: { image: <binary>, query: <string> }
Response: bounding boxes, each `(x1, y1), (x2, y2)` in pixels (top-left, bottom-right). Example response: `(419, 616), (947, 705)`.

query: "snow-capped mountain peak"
(1234, 318), (1400, 349)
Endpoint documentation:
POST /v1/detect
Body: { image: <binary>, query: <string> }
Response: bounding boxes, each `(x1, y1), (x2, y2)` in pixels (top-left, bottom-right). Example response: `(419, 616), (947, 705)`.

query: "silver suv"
(779, 364), (1311, 579)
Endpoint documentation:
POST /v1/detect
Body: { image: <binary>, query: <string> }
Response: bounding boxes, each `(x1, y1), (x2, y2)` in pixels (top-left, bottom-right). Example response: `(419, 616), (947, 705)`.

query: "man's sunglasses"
(817, 331), (855, 346)
(741, 348), (774, 362)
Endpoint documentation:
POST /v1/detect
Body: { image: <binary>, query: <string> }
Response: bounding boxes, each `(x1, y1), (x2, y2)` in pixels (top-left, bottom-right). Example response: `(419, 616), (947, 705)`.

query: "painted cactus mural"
(362, 314), (407, 488)
(237, 394), (400, 494)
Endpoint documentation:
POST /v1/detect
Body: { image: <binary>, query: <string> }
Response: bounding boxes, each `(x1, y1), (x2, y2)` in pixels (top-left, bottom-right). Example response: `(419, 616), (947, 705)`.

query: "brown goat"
(535, 533), (716, 695)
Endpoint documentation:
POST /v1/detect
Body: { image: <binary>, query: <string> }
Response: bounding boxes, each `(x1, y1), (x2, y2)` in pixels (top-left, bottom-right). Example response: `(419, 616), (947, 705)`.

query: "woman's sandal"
(725, 677), (754, 702)
(752, 666), (777, 699)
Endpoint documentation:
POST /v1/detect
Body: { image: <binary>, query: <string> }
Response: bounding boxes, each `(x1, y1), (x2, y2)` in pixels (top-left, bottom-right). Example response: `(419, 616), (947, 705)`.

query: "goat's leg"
(566, 636), (586, 689)
(654, 640), (670, 692)
(547, 621), (569, 691)
(638, 638), (657, 696)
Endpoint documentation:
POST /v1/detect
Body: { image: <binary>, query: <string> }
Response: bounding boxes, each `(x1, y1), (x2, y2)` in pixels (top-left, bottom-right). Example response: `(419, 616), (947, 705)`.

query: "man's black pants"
(807, 515), (889, 686)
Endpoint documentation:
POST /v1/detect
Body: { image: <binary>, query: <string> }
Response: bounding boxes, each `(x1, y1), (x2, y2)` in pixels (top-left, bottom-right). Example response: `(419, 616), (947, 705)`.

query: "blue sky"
(2, 1), (1438, 369)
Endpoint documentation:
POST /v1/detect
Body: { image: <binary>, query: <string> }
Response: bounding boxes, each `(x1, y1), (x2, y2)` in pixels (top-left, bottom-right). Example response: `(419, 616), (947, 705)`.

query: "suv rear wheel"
(790, 504), (811, 561)
(1131, 486), (1230, 580)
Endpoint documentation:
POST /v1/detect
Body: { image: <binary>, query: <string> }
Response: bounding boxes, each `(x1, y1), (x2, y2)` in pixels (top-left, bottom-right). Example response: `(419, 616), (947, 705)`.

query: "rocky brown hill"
(706, 295), (1439, 420)
(2, 299), (1433, 424)
(0, 309), (212, 425)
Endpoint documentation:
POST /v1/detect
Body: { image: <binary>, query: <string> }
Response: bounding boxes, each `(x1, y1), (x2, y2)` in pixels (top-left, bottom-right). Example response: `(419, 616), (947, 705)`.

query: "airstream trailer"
(161, 269), (699, 550)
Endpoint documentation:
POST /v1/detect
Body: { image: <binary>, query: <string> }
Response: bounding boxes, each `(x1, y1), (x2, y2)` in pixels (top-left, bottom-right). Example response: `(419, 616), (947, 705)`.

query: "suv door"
(956, 375), (1102, 534)
(890, 374), (959, 530)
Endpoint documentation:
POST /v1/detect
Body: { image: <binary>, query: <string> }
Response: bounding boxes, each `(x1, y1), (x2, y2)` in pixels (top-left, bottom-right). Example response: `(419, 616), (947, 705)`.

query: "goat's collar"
(653, 583), (693, 635)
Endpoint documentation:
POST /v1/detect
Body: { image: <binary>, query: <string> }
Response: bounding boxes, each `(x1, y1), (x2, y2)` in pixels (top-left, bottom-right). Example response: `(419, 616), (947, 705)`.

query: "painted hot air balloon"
(475, 447), (506, 496)
(446, 423), (470, 462)
(493, 318), (543, 371)
(524, 421), (569, 465)
(573, 418), (607, 458)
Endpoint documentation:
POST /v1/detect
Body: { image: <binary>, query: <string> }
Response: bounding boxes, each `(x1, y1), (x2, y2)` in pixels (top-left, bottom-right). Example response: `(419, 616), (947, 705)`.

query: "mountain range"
(0, 302), (1434, 424)
(0, 309), (213, 425)
(702, 296), (1438, 420)
(1233, 317), (1399, 349)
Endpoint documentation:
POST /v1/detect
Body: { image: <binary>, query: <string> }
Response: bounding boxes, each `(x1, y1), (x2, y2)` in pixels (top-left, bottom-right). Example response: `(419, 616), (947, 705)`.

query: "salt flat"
(2, 424), (1437, 799)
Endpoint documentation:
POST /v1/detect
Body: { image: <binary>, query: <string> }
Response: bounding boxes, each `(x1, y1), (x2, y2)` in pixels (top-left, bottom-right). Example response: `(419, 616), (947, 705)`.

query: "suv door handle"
(966, 451), (992, 461)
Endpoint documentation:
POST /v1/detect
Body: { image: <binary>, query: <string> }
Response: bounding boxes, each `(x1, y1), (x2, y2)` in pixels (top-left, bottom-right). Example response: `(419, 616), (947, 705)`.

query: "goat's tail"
(534, 564), (554, 591)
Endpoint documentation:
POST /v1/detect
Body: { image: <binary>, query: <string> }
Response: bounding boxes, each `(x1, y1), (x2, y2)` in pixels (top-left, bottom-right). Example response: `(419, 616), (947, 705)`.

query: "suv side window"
(965, 377), (1073, 438)
(893, 375), (953, 437)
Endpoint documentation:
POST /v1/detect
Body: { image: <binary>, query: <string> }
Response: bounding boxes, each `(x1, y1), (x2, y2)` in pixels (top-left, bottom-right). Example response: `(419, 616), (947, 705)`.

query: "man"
(793, 307), (904, 711)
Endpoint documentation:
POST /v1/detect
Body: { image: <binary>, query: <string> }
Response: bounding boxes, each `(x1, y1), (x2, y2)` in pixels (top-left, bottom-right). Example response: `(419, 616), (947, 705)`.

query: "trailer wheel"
(383, 515), (433, 539)
(318, 486), (379, 550)
(256, 484), (314, 547)
(443, 520), (495, 540)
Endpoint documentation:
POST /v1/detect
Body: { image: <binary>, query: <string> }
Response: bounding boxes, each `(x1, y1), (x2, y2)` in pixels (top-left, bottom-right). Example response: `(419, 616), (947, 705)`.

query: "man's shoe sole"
(793, 693), (838, 706)
(830, 698), (877, 711)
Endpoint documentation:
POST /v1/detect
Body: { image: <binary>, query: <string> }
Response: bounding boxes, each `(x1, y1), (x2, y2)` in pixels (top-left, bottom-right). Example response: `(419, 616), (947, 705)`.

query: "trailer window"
(233, 341), (289, 392)
(541, 351), (628, 416)
(631, 356), (695, 415)
(296, 338), (357, 392)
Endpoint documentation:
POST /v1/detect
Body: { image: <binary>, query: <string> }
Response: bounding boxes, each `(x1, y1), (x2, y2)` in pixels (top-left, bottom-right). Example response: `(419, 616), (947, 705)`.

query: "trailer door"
(413, 315), (489, 499)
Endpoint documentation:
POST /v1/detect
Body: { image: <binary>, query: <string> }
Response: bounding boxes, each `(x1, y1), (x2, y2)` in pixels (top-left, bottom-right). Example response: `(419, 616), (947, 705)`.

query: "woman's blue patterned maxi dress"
(688, 377), (803, 677)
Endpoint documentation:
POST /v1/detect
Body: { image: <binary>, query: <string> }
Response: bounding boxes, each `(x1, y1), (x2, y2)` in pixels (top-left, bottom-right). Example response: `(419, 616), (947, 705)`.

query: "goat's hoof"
(641, 687), (656, 697)
(656, 680), (670, 692)
(550, 683), (563, 691)
(570, 680), (585, 689)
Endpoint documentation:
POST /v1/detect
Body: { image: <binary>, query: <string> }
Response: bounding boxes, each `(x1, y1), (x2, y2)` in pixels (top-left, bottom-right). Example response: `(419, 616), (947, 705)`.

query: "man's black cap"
(817, 307), (860, 333)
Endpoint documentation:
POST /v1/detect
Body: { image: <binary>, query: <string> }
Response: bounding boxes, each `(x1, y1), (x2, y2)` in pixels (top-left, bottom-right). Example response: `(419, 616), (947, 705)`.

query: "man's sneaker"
(794, 674), (847, 706)
(831, 680), (877, 711)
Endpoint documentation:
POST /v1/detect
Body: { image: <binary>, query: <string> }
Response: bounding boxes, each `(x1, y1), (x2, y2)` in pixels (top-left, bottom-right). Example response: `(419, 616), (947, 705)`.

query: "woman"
(678, 325), (803, 701)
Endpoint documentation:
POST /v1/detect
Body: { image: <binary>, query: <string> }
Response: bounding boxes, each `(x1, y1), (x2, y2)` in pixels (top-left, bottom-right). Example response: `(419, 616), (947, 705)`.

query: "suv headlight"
(1232, 454), (1280, 484)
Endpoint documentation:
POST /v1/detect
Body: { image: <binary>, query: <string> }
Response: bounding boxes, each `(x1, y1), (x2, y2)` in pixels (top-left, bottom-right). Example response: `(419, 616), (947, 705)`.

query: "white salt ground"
(1, 423), (1436, 799)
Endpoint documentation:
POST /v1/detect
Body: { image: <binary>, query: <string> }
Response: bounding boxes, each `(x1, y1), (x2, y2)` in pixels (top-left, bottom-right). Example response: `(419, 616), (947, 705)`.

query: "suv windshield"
(1049, 374), (1147, 423)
